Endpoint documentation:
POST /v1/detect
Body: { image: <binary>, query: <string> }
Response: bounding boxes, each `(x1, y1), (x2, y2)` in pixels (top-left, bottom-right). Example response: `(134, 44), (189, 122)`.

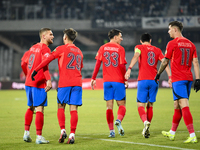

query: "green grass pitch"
(0, 88), (199, 150)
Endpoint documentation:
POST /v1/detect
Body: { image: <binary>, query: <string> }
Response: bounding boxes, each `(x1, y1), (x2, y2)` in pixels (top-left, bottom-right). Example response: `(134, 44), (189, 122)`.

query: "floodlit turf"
(0, 88), (199, 150)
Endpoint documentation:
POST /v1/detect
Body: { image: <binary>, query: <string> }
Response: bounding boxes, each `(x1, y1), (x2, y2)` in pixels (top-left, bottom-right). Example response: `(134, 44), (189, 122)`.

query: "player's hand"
(45, 80), (52, 92)
(124, 81), (128, 89)
(91, 79), (96, 90)
(31, 70), (37, 81)
(125, 69), (131, 80)
(154, 74), (160, 84)
(194, 79), (200, 92)
(168, 78), (172, 88)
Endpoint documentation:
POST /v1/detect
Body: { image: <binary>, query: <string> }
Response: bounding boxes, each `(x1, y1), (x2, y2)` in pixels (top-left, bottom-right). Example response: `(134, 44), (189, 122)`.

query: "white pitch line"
(79, 137), (196, 150)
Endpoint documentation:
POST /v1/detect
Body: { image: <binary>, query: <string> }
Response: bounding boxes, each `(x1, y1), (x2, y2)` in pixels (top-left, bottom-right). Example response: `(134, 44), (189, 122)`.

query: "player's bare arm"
(193, 57), (200, 92)
(157, 58), (169, 75)
(125, 52), (140, 80)
(161, 58), (172, 88)
(91, 79), (96, 90)
(45, 80), (52, 92)
(192, 58), (200, 79)
(155, 58), (169, 83)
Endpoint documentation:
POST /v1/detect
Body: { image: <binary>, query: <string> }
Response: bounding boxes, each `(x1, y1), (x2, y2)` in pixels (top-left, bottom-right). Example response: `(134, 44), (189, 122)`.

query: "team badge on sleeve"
(44, 53), (50, 58)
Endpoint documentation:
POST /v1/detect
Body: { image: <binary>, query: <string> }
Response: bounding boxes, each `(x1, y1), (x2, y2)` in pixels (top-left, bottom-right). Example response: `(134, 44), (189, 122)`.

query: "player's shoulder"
(135, 44), (143, 49)
(167, 39), (176, 46)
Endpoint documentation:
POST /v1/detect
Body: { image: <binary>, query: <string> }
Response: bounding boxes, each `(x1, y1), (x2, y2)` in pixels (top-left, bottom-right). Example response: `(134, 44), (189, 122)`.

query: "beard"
(47, 39), (53, 45)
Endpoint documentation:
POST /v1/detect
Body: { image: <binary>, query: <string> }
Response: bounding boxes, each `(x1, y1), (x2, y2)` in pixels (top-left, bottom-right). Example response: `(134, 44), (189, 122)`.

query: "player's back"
(167, 37), (196, 82)
(25, 43), (51, 88)
(97, 42), (127, 83)
(136, 44), (164, 80)
(53, 44), (83, 87)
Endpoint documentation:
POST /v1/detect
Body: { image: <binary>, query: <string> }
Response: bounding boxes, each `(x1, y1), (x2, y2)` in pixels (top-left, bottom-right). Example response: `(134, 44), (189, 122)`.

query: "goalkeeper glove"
(194, 79), (200, 92)
(31, 70), (37, 81)
(154, 74), (160, 84)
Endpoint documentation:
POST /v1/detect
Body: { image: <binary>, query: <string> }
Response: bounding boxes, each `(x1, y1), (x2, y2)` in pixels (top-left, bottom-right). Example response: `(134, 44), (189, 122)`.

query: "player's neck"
(174, 33), (183, 39)
(109, 40), (119, 45)
(142, 42), (151, 45)
(40, 41), (49, 46)
(64, 40), (73, 45)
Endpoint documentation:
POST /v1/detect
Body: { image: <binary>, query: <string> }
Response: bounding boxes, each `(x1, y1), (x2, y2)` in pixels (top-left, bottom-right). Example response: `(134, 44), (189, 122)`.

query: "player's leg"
(67, 105), (78, 144)
(113, 82), (126, 136)
(66, 86), (82, 144)
(177, 81), (197, 143)
(33, 87), (49, 144)
(147, 80), (158, 123)
(57, 87), (70, 143)
(104, 82), (115, 137)
(57, 103), (67, 143)
(106, 100), (115, 137)
(23, 86), (34, 142)
(178, 98), (197, 143)
(137, 80), (151, 138)
(115, 100), (126, 136)
(162, 100), (180, 141)
(146, 102), (153, 123)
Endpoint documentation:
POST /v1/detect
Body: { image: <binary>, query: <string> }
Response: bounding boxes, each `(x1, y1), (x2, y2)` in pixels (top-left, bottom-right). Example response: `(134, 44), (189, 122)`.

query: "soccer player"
(31, 28), (83, 144)
(21, 28), (54, 144)
(125, 33), (171, 138)
(155, 21), (200, 143)
(91, 29), (128, 138)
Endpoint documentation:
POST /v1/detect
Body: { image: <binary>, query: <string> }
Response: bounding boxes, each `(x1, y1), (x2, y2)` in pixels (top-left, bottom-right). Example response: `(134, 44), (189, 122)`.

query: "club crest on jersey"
(44, 53), (50, 57)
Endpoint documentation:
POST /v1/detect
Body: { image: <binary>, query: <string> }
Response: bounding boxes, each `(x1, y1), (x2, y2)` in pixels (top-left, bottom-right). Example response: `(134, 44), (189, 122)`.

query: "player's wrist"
(128, 66), (132, 70)
(168, 76), (171, 79)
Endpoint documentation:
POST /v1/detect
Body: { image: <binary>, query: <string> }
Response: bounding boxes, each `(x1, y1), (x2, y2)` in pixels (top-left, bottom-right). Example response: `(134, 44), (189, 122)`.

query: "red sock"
(35, 111), (44, 136)
(57, 108), (65, 130)
(24, 108), (34, 131)
(138, 106), (147, 123)
(146, 106), (153, 122)
(182, 106), (194, 134)
(106, 109), (114, 130)
(117, 105), (126, 121)
(70, 110), (78, 134)
(171, 109), (182, 132)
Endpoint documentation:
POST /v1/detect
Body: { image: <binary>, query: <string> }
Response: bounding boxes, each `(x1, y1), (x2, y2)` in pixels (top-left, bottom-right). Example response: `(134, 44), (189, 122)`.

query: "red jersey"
(95, 42), (127, 83)
(21, 43), (51, 88)
(165, 37), (197, 82)
(135, 44), (164, 81)
(52, 44), (83, 87)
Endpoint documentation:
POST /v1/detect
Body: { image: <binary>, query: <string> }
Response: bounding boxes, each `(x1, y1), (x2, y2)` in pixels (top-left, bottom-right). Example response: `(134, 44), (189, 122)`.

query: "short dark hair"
(39, 28), (51, 38)
(108, 29), (122, 40)
(140, 33), (152, 42)
(169, 21), (183, 32)
(63, 28), (77, 41)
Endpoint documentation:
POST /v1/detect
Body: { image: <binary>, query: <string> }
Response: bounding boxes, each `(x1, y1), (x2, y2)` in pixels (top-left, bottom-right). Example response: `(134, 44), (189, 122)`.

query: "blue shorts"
(172, 80), (193, 101)
(103, 82), (126, 101)
(137, 80), (158, 103)
(25, 86), (47, 107)
(57, 86), (82, 106)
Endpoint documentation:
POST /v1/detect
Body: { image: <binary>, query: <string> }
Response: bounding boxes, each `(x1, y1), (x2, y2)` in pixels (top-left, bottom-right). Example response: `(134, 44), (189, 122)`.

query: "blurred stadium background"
(0, 0), (200, 89)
